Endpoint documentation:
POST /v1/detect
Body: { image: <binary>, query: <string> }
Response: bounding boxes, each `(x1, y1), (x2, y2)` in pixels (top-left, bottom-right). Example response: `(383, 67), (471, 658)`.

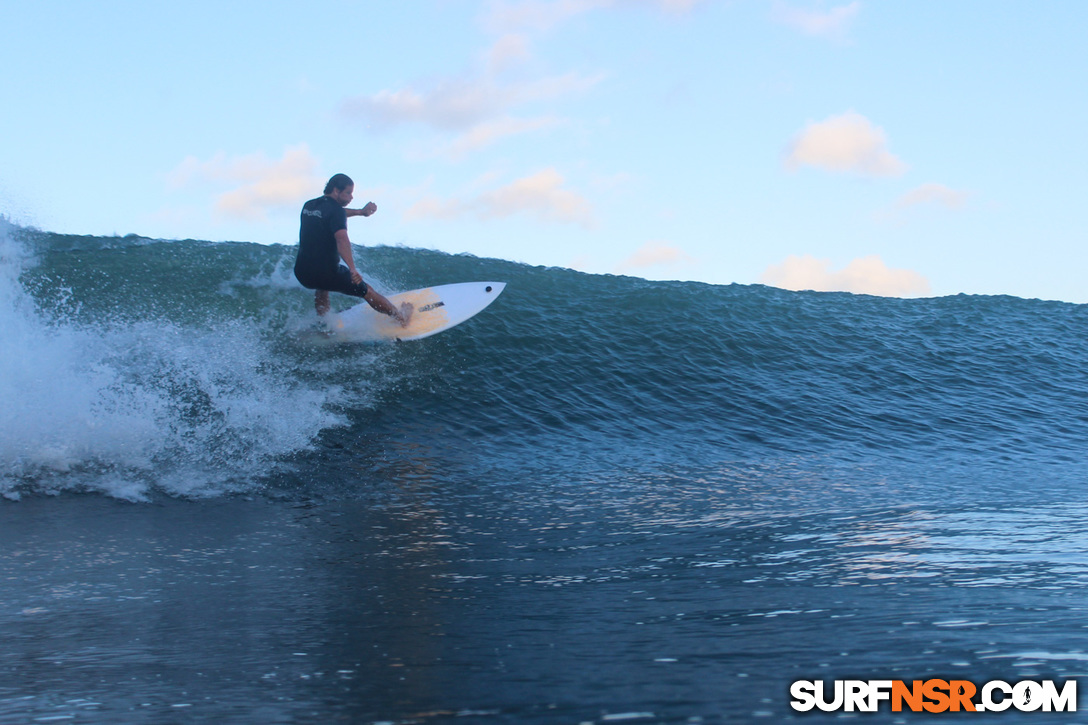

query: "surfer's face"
(330, 185), (354, 206)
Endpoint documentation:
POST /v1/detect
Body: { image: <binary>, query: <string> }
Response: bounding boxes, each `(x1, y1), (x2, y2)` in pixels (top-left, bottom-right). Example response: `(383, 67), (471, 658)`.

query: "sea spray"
(0, 221), (348, 500)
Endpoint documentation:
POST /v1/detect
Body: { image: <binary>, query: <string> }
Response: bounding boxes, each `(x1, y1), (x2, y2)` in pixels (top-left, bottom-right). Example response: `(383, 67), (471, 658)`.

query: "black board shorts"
(294, 264), (369, 298)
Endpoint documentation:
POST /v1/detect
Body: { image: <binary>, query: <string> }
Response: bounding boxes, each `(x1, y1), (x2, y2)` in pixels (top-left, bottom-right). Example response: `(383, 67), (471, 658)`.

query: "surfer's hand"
(397, 302), (414, 327)
(349, 268), (363, 285)
(362, 202), (377, 217)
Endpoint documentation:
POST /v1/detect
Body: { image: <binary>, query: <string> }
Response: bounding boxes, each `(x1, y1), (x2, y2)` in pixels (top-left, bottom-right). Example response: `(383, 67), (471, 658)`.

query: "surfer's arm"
(346, 202), (378, 218)
(334, 229), (364, 285)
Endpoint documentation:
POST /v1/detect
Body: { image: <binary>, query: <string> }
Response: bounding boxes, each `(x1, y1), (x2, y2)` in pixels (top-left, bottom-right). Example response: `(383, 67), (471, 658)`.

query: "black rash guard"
(293, 195), (369, 297)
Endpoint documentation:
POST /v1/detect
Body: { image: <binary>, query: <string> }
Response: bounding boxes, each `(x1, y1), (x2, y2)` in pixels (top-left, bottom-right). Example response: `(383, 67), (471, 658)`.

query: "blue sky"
(3, 1), (1087, 301)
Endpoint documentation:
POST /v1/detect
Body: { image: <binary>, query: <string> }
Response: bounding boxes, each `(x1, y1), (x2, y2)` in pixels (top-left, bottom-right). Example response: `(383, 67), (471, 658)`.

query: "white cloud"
(656, 0), (707, 11)
(342, 81), (501, 132)
(482, 168), (595, 225)
(446, 116), (565, 159)
(785, 111), (907, 177)
(214, 175), (313, 221)
(342, 72), (604, 132)
(895, 182), (970, 211)
(341, 71), (602, 160)
(405, 168), (594, 227)
(772, 1), (860, 40)
(615, 242), (696, 274)
(761, 254), (930, 297)
(485, 0), (610, 33)
(341, 69), (604, 163)
(590, 171), (637, 191)
(486, 33), (533, 73)
(874, 183), (971, 224)
(166, 144), (321, 221)
(484, 0), (709, 32)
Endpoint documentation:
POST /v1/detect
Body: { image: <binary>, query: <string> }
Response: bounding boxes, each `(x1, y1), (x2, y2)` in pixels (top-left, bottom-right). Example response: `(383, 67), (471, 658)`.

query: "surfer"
(294, 173), (412, 325)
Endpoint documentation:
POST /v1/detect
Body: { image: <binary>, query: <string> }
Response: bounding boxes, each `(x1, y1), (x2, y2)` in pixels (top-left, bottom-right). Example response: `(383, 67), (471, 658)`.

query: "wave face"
(4, 219), (1088, 503)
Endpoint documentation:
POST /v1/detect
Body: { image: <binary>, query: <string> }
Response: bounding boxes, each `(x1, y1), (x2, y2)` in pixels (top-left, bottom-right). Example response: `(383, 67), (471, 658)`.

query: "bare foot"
(397, 302), (414, 327)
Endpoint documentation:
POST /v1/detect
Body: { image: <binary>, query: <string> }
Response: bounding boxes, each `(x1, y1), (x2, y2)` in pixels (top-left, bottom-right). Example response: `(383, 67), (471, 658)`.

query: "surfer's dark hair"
(324, 174), (354, 194)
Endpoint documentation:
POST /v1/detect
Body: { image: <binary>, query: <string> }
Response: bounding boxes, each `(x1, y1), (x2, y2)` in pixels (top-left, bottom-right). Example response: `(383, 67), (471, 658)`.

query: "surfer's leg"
(364, 287), (414, 326)
(295, 263), (332, 316)
(327, 266), (411, 326)
(308, 267), (361, 316)
(314, 290), (330, 316)
(328, 265), (369, 299)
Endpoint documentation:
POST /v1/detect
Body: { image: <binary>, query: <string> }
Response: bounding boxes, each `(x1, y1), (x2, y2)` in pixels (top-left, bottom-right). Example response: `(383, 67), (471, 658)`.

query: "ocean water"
(2, 217), (1088, 723)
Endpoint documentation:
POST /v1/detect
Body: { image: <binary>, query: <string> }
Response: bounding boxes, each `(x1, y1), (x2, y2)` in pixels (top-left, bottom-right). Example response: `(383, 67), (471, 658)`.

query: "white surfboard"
(328, 281), (506, 342)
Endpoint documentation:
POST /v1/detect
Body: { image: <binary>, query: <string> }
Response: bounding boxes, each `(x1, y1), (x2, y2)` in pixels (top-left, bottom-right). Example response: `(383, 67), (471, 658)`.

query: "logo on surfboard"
(418, 301), (446, 313)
